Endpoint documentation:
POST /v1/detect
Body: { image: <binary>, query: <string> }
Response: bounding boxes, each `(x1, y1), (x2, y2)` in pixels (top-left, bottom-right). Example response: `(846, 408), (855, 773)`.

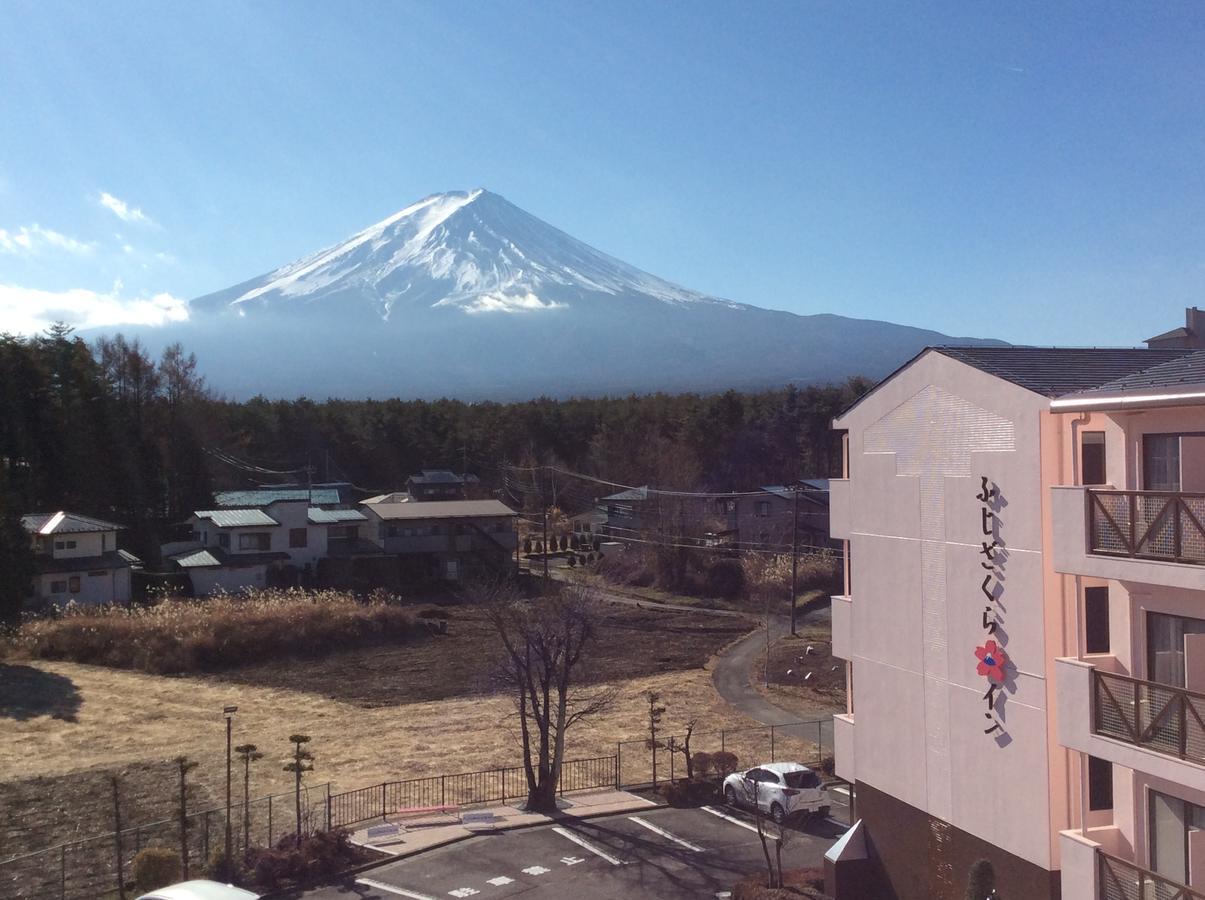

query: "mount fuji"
(172, 189), (999, 399)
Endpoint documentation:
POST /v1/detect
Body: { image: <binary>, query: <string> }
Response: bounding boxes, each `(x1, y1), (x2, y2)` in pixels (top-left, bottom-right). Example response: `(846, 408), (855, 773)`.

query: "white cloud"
(98, 191), (153, 225)
(0, 224), (94, 255)
(0, 283), (189, 335)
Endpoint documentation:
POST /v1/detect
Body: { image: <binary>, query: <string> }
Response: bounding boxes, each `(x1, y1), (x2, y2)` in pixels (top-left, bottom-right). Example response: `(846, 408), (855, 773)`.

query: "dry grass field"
(753, 627), (846, 720)
(0, 602), (823, 867)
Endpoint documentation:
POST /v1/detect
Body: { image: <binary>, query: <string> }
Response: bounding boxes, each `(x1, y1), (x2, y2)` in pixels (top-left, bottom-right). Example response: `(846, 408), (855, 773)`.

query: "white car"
(135, 881), (259, 900)
(722, 762), (830, 824)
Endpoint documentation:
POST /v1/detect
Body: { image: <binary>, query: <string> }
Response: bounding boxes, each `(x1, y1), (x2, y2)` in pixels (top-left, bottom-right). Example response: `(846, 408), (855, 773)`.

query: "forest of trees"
(0, 325), (871, 617)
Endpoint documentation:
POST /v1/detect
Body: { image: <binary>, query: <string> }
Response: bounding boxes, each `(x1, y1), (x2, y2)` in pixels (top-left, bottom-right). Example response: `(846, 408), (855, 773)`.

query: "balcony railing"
(1099, 849), (1205, 900)
(1088, 489), (1205, 565)
(1094, 669), (1205, 764)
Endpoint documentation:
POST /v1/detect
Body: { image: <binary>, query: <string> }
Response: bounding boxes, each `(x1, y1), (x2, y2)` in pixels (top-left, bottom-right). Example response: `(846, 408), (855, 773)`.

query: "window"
(218, 532), (230, 549)
(68, 576), (80, 593)
(1144, 434), (1182, 491)
(431, 525), (441, 535)
(238, 532), (270, 551)
(1087, 756), (1112, 811)
(1147, 611), (1205, 686)
(289, 528), (308, 548)
(385, 525), (399, 538)
(50, 580), (67, 593)
(454, 524), (466, 535)
(755, 501), (771, 517)
(54, 540), (77, 550)
(88, 570), (107, 577)
(1081, 432), (1106, 486)
(784, 770), (821, 789)
(1085, 587), (1109, 654)
(446, 559), (461, 580)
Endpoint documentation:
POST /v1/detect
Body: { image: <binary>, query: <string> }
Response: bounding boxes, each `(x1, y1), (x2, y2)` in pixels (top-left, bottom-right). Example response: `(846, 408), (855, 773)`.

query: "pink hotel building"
(825, 309), (1205, 899)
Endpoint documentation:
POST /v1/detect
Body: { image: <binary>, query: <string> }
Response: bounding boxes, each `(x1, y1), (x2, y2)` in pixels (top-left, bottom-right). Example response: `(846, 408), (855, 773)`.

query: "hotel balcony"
(1052, 486), (1205, 590)
(1060, 829), (1205, 900)
(1058, 657), (1205, 793)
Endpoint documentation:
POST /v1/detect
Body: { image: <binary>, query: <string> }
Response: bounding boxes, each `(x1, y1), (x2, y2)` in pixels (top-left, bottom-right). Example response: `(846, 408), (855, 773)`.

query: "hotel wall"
(835, 350), (1071, 874)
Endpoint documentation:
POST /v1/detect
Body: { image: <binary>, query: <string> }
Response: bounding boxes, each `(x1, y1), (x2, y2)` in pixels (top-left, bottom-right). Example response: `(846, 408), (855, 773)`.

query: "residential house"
(824, 324), (1205, 900)
(405, 470), (481, 501)
(22, 511), (140, 605)
(362, 491), (412, 505)
(359, 498), (517, 580)
(166, 499), (368, 595)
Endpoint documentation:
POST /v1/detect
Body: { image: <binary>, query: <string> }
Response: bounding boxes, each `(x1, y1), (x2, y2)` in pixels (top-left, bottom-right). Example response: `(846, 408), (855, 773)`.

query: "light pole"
(223, 705), (238, 869)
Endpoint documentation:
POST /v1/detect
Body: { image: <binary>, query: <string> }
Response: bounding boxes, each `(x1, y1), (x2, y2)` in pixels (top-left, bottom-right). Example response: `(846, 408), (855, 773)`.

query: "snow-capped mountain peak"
(202, 189), (742, 320)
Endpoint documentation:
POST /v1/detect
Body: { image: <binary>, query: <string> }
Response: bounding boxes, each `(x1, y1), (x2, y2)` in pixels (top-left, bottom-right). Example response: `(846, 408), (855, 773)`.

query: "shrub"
(523, 538), (532, 555)
(245, 829), (366, 891)
(705, 559), (745, 599)
(712, 751), (739, 777)
(733, 867), (831, 899)
(818, 756), (835, 777)
(12, 589), (419, 674)
(691, 751), (714, 777)
(131, 848), (181, 893)
(965, 859), (995, 900)
(658, 778), (717, 807)
(206, 846), (240, 884)
(567, 555), (578, 568)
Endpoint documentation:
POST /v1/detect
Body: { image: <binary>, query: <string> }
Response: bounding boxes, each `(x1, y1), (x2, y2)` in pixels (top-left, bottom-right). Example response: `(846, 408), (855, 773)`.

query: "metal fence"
(1094, 668), (1205, 764)
(617, 719), (831, 788)
(1, 718), (827, 899)
(0, 783), (331, 900)
(1099, 848), (1205, 900)
(1089, 489), (1205, 565)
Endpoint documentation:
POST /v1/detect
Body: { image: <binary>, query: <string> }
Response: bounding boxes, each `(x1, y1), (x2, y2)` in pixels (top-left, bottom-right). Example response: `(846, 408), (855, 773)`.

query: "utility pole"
(790, 484), (800, 636)
(111, 775), (126, 900)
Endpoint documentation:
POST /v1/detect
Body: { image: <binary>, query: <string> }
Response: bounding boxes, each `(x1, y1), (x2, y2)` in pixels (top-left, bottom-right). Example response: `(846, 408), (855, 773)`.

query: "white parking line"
(551, 825), (625, 865)
(355, 877), (438, 900)
(701, 805), (764, 834)
(627, 815), (704, 852)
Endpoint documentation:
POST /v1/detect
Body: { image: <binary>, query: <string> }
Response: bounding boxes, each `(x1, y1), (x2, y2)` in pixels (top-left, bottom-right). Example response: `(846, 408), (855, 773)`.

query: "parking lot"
(301, 800), (848, 900)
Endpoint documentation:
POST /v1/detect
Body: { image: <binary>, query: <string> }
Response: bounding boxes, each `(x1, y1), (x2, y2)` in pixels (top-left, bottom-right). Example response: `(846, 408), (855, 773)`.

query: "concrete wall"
(833, 349), (1065, 870)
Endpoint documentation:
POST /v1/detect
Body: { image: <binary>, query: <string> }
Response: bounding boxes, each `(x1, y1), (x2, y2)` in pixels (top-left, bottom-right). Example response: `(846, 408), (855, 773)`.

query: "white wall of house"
(189, 565), (268, 596)
(264, 500), (328, 567)
(35, 530), (116, 559)
(34, 566), (130, 605)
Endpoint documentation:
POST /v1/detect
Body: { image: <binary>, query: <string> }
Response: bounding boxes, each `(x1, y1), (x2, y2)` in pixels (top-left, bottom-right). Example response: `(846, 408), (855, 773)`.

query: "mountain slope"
(176, 189), (1000, 399)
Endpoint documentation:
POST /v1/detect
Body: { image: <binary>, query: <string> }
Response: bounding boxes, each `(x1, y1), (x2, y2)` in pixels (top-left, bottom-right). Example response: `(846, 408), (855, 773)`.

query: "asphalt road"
(298, 804), (847, 900)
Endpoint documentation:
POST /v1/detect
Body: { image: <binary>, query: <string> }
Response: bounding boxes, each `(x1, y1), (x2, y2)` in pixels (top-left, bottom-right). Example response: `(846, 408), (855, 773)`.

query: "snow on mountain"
(171, 189), (1003, 400)
(199, 189), (743, 320)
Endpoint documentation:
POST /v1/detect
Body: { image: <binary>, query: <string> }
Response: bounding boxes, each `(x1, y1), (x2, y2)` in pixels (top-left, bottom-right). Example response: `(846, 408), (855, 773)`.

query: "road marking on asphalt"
(552, 825), (625, 865)
(627, 815), (704, 852)
(701, 805), (764, 835)
(354, 878), (438, 900)
(448, 890), (479, 898)
(561, 855), (585, 865)
(486, 876), (514, 885)
(830, 784), (851, 799)
(521, 865), (550, 875)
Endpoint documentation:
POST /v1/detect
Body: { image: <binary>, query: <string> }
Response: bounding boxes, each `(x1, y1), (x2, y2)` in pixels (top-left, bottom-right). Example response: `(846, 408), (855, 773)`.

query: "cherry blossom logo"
(975, 640), (1010, 685)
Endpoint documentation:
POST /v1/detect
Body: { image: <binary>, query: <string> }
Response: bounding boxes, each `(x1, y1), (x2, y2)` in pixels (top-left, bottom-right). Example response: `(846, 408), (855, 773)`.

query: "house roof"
(406, 470), (480, 485)
(21, 511), (124, 535)
(34, 550), (140, 574)
(362, 492), (412, 505)
(214, 488), (342, 507)
(306, 508), (368, 524)
(932, 347), (1193, 397)
(168, 547), (290, 568)
(192, 509), (280, 528)
(1080, 349), (1205, 392)
(759, 485), (829, 507)
(324, 538), (387, 558)
(1146, 325), (1192, 343)
(364, 499), (516, 520)
(602, 486), (650, 502)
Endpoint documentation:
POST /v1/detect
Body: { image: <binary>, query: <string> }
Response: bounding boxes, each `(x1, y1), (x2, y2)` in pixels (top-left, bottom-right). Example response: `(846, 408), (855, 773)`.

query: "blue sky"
(1, 1), (1203, 344)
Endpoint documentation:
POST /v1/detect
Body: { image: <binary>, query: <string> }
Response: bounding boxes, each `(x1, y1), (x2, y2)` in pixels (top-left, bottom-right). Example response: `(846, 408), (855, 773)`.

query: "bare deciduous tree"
(483, 578), (615, 813)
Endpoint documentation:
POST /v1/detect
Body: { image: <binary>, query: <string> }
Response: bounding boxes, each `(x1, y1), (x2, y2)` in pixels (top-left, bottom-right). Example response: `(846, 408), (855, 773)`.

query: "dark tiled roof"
(935, 347), (1193, 397)
(168, 547), (290, 568)
(1083, 349), (1205, 392)
(34, 550), (140, 574)
(407, 470), (480, 485)
(214, 488), (342, 507)
(21, 512), (125, 534)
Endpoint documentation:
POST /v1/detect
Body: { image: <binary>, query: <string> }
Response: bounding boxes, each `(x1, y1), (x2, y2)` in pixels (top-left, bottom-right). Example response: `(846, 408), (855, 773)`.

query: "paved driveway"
(299, 804), (847, 900)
